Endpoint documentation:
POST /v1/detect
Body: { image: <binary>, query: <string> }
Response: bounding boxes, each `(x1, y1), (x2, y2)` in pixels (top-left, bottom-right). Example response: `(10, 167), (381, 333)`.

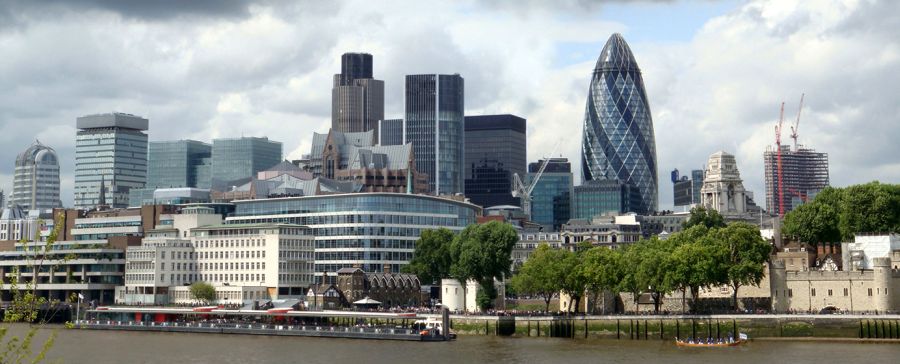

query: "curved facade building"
(227, 193), (480, 279)
(10, 141), (61, 210)
(581, 33), (658, 213)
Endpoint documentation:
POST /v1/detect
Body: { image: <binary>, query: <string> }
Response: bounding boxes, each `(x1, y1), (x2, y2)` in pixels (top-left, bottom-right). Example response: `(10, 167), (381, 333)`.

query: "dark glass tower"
(378, 118), (404, 146)
(463, 114), (526, 208)
(332, 52), (384, 140)
(404, 74), (465, 195)
(581, 33), (658, 214)
(147, 140), (212, 189)
(528, 158), (573, 231)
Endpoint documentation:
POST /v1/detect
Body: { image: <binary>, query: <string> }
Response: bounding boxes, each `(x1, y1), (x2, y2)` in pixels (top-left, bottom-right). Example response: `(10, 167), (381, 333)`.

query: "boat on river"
(675, 333), (748, 347)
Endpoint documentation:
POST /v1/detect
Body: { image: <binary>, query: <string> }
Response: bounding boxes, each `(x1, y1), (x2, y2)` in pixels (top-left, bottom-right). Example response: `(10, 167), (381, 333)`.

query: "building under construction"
(764, 145), (830, 216)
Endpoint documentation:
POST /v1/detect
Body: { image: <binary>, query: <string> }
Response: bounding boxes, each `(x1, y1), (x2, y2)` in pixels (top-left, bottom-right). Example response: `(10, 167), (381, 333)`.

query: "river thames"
(14, 325), (900, 363)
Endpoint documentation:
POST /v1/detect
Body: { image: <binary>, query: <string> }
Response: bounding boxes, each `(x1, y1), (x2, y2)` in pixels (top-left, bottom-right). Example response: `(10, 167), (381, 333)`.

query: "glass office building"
(581, 33), (658, 214)
(10, 141), (61, 210)
(527, 158), (573, 231)
(404, 74), (465, 195)
(147, 140), (212, 189)
(227, 193), (480, 278)
(211, 137), (282, 185)
(464, 114), (526, 208)
(74, 113), (149, 209)
(332, 53), (384, 141)
(573, 179), (642, 220)
(378, 118), (404, 146)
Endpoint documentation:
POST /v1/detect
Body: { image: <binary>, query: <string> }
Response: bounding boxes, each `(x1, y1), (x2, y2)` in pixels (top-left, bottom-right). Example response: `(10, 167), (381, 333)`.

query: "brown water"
(9, 325), (900, 364)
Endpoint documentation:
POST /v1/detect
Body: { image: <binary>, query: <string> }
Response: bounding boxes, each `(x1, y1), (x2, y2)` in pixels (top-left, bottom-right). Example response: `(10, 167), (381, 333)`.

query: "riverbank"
(442, 314), (900, 340)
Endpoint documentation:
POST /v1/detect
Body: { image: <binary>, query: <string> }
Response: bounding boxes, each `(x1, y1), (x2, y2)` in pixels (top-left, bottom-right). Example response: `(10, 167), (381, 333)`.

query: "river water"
(10, 325), (899, 363)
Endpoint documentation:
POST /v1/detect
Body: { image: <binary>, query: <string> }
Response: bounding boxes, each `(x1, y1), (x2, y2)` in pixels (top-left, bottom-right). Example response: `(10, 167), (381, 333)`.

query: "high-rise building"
(332, 52), (384, 140)
(10, 141), (61, 210)
(573, 180), (642, 220)
(464, 114), (526, 208)
(581, 33), (658, 214)
(378, 118), (404, 146)
(527, 158), (573, 231)
(210, 137), (282, 186)
(404, 74), (465, 195)
(147, 140), (212, 189)
(74, 113), (149, 209)
(672, 168), (703, 209)
(764, 145), (829, 216)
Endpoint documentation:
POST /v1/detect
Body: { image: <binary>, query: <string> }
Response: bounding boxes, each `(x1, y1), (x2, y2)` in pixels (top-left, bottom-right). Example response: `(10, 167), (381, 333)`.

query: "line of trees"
(511, 214), (771, 314)
(405, 220), (519, 311)
(783, 182), (900, 245)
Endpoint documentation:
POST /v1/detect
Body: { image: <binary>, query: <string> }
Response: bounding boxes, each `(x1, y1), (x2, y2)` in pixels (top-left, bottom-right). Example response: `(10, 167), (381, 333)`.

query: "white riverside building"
(120, 206), (314, 305)
(225, 193), (480, 281)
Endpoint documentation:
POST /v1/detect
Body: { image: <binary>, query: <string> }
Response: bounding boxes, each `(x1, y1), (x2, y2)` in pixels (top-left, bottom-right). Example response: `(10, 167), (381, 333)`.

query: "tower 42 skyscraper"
(581, 33), (658, 214)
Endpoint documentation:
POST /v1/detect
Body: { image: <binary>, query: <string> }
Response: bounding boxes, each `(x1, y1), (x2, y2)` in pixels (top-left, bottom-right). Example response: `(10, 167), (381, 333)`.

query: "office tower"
(332, 52), (384, 140)
(573, 180), (642, 220)
(0, 190), (4, 209)
(672, 168), (703, 209)
(527, 158), (573, 231)
(581, 33), (658, 214)
(74, 113), (149, 209)
(404, 74), (465, 195)
(147, 140), (212, 189)
(210, 137), (282, 186)
(10, 140), (61, 210)
(764, 145), (829, 216)
(464, 114), (526, 208)
(378, 118), (404, 146)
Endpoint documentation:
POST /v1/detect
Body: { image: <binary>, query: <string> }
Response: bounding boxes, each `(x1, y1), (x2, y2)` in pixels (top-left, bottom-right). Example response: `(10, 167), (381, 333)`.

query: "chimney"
(383, 264), (391, 274)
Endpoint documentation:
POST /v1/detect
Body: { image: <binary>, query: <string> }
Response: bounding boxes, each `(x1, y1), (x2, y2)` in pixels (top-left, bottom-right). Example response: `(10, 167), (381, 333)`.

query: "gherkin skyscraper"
(581, 33), (658, 214)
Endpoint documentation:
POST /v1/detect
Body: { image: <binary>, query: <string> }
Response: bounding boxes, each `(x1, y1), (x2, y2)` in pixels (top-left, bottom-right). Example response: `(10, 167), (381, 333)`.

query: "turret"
(769, 260), (789, 313)
(873, 257), (892, 312)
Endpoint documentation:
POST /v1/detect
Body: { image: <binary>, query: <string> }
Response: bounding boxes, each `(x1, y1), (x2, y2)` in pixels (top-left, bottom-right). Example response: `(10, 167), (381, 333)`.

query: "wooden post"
(617, 319), (620, 339)
(644, 320), (648, 340)
(676, 320), (680, 339)
(630, 320), (634, 340)
(733, 319), (737, 339)
(659, 320), (663, 340)
(527, 320), (531, 337)
(716, 320), (721, 339)
(537, 320), (541, 337)
(691, 319), (696, 339)
(584, 318), (588, 339)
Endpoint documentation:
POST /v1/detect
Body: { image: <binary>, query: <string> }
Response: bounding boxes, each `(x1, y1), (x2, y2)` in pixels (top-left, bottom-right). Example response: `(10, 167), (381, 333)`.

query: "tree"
(713, 222), (771, 311)
(189, 282), (217, 304)
(404, 228), (455, 284)
(509, 244), (564, 312)
(838, 182), (900, 240)
(632, 238), (675, 313)
(682, 206), (726, 229)
(782, 195), (841, 245)
(559, 249), (587, 314)
(663, 226), (726, 313)
(450, 221), (518, 311)
(579, 246), (624, 314)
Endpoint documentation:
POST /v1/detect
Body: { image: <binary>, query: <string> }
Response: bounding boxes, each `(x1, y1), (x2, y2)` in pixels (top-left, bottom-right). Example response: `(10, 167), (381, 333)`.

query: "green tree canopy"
(579, 246), (624, 314)
(683, 206), (727, 229)
(404, 228), (455, 284)
(838, 182), (900, 240)
(712, 222), (771, 311)
(189, 282), (217, 304)
(509, 243), (565, 312)
(782, 193), (841, 244)
(450, 221), (518, 311)
(663, 225), (726, 312)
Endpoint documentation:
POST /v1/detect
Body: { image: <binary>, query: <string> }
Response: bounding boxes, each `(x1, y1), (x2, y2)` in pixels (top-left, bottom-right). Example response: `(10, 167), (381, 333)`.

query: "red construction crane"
(789, 93), (804, 151)
(775, 102), (785, 217)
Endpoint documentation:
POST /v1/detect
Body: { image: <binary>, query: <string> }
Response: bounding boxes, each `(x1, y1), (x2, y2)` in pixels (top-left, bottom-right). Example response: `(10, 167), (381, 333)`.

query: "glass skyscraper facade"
(464, 114), (526, 208)
(332, 53), (384, 141)
(227, 193), (479, 277)
(147, 140), (212, 189)
(10, 141), (60, 210)
(573, 179), (642, 220)
(378, 118), (404, 146)
(527, 158), (573, 231)
(210, 137), (282, 185)
(404, 74), (465, 195)
(74, 113), (149, 209)
(581, 33), (658, 214)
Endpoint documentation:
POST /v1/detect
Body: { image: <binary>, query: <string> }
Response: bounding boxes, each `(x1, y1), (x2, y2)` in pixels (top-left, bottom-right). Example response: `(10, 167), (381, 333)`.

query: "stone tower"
(700, 151), (749, 218)
(768, 260), (789, 313)
(873, 257), (892, 312)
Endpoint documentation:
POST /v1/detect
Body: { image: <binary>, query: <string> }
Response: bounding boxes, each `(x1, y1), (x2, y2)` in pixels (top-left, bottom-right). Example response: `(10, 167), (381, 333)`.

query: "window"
(811, 288), (816, 297)
(868, 288), (873, 296)
(843, 288), (848, 296)
(828, 289), (832, 297)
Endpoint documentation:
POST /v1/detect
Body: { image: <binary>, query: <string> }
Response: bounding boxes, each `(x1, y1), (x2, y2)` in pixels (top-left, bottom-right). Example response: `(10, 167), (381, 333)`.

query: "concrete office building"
(225, 193), (480, 281)
(464, 114), (526, 208)
(581, 34), (658, 214)
(404, 74), (465, 195)
(74, 113), (149, 210)
(573, 179), (642, 220)
(332, 53), (384, 140)
(210, 137), (282, 186)
(10, 141), (61, 210)
(527, 158), (573, 231)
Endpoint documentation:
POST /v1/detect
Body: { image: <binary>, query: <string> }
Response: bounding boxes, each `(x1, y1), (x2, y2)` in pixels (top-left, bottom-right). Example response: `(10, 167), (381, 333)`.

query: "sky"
(0, 0), (897, 210)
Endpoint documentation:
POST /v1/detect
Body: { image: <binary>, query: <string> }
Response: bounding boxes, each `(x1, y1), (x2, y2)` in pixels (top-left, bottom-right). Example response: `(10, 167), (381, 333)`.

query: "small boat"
(675, 333), (748, 347)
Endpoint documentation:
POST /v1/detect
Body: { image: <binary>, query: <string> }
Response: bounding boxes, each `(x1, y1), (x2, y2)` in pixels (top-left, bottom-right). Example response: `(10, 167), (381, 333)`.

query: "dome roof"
(594, 33), (640, 73)
(16, 140), (58, 166)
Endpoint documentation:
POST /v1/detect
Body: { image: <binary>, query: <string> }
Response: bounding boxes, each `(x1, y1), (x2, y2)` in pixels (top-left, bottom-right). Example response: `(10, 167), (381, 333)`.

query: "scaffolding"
(764, 145), (829, 216)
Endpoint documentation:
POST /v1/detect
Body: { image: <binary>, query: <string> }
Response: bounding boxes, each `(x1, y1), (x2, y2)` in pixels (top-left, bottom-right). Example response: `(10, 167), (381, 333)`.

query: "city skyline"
(0, 0), (897, 210)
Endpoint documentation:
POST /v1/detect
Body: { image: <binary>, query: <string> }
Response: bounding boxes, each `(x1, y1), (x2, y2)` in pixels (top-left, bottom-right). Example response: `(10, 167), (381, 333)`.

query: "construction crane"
(775, 102), (785, 218)
(512, 142), (561, 221)
(789, 93), (805, 151)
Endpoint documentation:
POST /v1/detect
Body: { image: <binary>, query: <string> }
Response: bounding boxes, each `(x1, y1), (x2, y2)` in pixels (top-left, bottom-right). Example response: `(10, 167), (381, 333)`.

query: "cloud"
(0, 0), (896, 213)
